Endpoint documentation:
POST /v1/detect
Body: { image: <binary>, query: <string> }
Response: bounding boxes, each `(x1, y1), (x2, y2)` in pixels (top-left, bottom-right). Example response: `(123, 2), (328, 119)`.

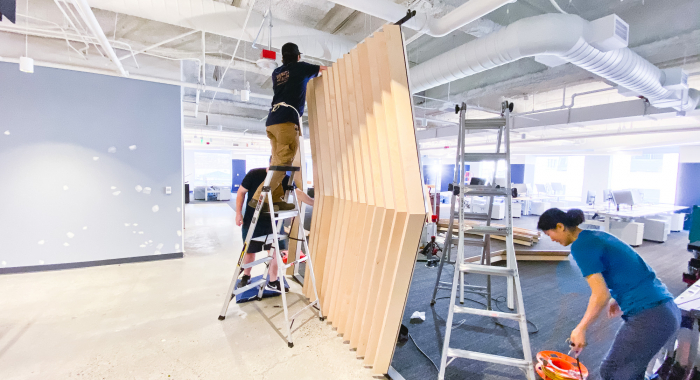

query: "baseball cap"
(281, 42), (301, 56)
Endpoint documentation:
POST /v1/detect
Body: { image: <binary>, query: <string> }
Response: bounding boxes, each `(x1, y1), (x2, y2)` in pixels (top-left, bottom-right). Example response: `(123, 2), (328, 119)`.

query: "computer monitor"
(470, 177), (486, 185)
(603, 189), (613, 202)
(551, 183), (565, 195)
(513, 184), (528, 196)
(586, 191), (596, 205)
(612, 190), (635, 210)
(535, 184), (547, 195)
(494, 178), (507, 188)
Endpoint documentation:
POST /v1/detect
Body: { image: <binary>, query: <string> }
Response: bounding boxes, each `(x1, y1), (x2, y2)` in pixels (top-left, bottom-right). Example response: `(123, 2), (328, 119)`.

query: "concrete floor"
(0, 203), (378, 380)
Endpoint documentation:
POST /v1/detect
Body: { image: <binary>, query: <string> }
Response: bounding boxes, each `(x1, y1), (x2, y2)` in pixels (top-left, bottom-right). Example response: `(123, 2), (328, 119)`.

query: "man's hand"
(569, 326), (587, 357)
(607, 298), (623, 318)
(236, 212), (243, 227)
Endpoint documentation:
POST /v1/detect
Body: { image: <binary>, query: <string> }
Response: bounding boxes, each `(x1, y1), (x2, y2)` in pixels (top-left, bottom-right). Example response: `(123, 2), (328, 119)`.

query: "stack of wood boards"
(465, 250), (570, 263)
(437, 218), (541, 246)
(301, 25), (428, 376)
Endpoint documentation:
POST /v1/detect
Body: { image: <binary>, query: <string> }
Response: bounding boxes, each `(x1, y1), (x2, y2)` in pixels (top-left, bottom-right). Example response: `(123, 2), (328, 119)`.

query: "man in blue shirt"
(538, 208), (680, 380)
(249, 42), (325, 212)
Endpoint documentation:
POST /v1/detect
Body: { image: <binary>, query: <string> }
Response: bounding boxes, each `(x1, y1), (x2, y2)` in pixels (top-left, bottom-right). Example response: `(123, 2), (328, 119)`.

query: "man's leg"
(251, 128), (279, 202)
(267, 122), (299, 203)
(269, 248), (279, 282)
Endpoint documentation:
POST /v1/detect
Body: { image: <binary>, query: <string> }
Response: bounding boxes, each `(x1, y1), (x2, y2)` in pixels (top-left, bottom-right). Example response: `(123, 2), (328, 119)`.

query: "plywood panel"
(303, 24), (426, 375)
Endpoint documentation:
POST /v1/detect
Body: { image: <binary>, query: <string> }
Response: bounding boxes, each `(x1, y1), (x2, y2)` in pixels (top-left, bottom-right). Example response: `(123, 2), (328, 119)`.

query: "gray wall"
(0, 62), (183, 270)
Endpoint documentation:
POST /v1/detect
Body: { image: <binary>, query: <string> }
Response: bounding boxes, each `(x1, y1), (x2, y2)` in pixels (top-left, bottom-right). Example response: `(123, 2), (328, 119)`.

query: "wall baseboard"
(0, 252), (184, 275)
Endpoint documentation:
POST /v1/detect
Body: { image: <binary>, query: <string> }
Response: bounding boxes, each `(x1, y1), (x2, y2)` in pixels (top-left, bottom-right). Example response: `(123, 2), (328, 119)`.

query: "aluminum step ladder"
(218, 165), (324, 348)
(432, 102), (535, 380)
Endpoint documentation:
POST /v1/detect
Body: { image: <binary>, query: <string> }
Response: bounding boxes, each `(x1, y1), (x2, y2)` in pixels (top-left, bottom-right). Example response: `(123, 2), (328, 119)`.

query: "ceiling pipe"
(409, 13), (700, 112)
(327, 0), (513, 37)
(86, 0), (356, 62)
(73, 0), (128, 76)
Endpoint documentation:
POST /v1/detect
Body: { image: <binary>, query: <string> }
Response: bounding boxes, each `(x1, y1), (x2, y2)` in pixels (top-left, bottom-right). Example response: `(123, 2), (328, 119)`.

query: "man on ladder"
(219, 42), (325, 348)
(249, 42), (326, 212)
(235, 165), (315, 292)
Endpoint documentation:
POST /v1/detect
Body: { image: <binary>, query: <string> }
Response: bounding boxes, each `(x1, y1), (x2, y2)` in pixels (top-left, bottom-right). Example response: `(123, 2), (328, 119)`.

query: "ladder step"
(446, 348), (532, 369)
(463, 186), (508, 196)
(453, 305), (522, 321)
(233, 279), (266, 296)
(290, 300), (319, 321)
(251, 234), (289, 244)
(464, 119), (506, 129)
(451, 237), (486, 246)
(459, 263), (515, 276)
(463, 153), (507, 161)
(274, 210), (299, 220)
(454, 212), (491, 221)
(269, 165), (300, 172)
(241, 256), (273, 269)
(283, 255), (308, 269)
(464, 226), (510, 235)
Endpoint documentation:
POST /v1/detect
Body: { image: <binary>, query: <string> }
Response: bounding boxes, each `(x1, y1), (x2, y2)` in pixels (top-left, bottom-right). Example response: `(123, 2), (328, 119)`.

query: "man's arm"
(295, 188), (314, 206)
(235, 186), (248, 226)
(570, 273), (611, 354)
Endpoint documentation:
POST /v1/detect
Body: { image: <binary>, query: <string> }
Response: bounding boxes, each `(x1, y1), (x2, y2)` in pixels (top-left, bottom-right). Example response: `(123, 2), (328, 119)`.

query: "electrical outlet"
(165, 187), (172, 195)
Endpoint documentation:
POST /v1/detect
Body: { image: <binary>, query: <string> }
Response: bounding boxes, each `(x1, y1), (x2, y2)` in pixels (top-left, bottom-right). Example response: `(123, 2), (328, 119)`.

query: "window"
(194, 152), (232, 187)
(533, 156), (585, 199)
(610, 153), (678, 204)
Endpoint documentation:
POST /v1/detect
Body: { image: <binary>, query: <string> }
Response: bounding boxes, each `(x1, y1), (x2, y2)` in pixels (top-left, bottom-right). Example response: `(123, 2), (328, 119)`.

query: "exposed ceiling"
(1, 0), (698, 155)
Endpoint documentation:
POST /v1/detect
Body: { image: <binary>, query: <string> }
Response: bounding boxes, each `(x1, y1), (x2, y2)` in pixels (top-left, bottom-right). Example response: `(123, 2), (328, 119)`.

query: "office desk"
(566, 204), (686, 233)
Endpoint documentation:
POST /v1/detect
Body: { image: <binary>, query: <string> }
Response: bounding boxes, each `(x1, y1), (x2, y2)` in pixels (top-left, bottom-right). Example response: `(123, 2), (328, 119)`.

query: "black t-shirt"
(240, 168), (291, 237)
(265, 61), (320, 127)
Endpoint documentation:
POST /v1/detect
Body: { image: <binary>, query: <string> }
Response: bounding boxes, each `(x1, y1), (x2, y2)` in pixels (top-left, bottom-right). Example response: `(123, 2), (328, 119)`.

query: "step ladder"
(217, 165), (324, 348)
(431, 102), (535, 380)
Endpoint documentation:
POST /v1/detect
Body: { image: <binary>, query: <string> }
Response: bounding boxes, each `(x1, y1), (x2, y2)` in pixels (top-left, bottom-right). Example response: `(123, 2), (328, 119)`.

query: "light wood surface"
(303, 25), (427, 375)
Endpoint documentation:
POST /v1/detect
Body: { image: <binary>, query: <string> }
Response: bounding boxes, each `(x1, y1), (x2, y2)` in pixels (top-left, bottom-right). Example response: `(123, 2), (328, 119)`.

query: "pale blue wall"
(0, 62), (183, 270)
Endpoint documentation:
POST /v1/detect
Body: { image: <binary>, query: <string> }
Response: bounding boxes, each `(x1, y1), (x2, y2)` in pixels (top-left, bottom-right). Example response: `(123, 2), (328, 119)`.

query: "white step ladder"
(218, 165), (324, 348)
(433, 102), (535, 380)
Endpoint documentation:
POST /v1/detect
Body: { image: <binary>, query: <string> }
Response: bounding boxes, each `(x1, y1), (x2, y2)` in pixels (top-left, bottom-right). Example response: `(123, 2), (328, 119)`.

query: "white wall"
(680, 145), (700, 163)
(0, 63), (183, 270)
(581, 155), (612, 205)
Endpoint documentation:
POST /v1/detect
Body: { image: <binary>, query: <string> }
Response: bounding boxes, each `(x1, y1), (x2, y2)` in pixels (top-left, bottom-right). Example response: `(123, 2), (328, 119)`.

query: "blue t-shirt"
(266, 61), (320, 127)
(570, 230), (672, 316)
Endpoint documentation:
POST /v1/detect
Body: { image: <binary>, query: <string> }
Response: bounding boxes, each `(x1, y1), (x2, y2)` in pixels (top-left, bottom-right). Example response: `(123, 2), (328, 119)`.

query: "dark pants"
(600, 300), (681, 380)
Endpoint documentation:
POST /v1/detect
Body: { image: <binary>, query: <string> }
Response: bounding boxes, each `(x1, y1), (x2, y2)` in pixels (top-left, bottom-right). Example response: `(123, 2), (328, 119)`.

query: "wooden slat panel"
(320, 67), (344, 317)
(371, 26), (428, 374)
(335, 54), (366, 337)
(302, 25), (426, 376)
(343, 46), (376, 347)
(302, 76), (321, 295)
(350, 39), (388, 353)
(327, 58), (352, 324)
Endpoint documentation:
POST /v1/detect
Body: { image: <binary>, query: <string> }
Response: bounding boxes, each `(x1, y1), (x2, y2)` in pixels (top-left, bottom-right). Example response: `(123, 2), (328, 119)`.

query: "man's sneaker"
(273, 202), (296, 211)
(265, 280), (287, 293)
(239, 274), (251, 287)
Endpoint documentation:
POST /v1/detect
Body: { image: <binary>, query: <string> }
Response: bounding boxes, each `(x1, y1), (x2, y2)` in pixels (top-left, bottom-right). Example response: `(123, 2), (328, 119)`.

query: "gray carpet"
(391, 215), (690, 379)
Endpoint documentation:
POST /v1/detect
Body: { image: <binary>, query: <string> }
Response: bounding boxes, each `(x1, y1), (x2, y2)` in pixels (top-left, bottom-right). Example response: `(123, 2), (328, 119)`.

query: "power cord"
(405, 294), (539, 373)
